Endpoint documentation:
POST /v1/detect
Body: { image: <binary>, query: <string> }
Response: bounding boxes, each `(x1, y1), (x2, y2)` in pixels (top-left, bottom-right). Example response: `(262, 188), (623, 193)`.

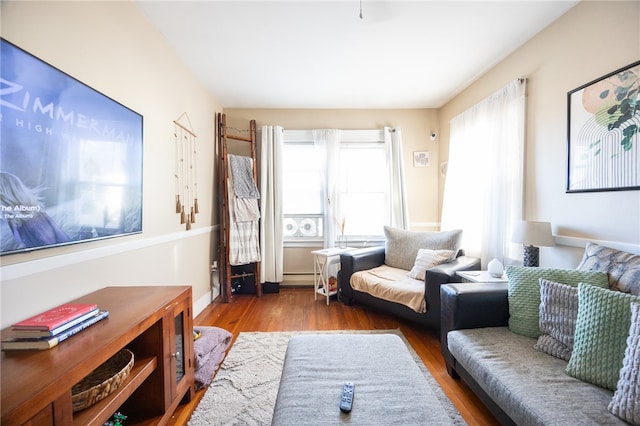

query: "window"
(282, 141), (323, 240)
(282, 130), (389, 244)
(441, 79), (525, 264)
(337, 140), (388, 238)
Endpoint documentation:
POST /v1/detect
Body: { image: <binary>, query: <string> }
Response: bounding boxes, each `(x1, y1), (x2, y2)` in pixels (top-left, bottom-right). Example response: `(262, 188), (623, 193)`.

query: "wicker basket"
(71, 348), (134, 412)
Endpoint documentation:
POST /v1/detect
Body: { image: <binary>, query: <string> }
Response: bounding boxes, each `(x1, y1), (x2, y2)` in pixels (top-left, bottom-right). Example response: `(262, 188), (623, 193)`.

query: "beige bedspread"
(350, 265), (426, 313)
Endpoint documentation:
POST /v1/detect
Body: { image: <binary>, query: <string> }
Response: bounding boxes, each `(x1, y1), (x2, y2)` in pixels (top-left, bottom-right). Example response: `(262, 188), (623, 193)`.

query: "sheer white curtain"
(441, 79), (526, 267)
(385, 127), (409, 230)
(312, 129), (341, 248)
(259, 125), (284, 284)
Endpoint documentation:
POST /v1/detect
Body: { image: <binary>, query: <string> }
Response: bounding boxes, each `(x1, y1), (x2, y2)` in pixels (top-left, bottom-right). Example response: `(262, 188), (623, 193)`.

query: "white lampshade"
(512, 221), (555, 247)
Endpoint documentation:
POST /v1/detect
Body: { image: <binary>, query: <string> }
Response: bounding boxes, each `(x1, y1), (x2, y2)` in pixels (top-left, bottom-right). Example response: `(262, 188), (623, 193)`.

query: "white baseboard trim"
(194, 288), (217, 318)
(280, 282), (313, 287)
(282, 273), (313, 286)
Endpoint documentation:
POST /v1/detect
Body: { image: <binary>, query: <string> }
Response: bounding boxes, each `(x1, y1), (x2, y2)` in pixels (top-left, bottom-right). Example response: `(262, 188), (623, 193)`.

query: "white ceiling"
(135, 0), (579, 109)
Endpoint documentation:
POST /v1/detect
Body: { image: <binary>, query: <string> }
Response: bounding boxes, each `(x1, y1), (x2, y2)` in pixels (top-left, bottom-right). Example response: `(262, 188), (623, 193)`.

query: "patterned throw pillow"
(505, 266), (608, 338)
(534, 279), (578, 361)
(577, 242), (640, 296)
(407, 248), (455, 281)
(566, 284), (640, 390)
(383, 226), (462, 271)
(608, 302), (640, 425)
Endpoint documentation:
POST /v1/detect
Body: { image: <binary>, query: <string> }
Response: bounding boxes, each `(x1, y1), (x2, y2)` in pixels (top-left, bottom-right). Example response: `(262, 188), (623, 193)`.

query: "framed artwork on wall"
(566, 60), (639, 193)
(0, 39), (144, 255)
(413, 151), (429, 167)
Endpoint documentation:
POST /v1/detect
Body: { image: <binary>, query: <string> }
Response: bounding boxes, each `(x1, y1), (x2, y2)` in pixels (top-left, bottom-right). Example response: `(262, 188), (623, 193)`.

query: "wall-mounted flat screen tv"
(1, 39), (143, 256)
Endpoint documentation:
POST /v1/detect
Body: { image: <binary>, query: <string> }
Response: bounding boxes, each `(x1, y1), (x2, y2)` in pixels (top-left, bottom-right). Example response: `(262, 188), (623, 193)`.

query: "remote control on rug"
(340, 382), (354, 413)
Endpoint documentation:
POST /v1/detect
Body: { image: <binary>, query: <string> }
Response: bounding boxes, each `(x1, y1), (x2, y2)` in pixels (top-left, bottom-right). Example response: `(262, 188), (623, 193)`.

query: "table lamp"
(512, 221), (554, 267)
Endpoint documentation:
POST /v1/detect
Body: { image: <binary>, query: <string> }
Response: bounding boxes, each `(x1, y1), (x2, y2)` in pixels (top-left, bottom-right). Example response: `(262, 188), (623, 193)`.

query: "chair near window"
(338, 227), (480, 331)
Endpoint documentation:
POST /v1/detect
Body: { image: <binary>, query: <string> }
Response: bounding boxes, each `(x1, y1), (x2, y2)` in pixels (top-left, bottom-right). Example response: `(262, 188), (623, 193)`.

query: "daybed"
(441, 243), (640, 425)
(338, 226), (480, 330)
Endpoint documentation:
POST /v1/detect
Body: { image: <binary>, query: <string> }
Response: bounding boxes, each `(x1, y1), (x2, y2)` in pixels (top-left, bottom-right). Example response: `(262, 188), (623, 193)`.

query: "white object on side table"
(487, 258), (504, 277)
(311, 247), (353, 305)
(457, 270), (508, 283)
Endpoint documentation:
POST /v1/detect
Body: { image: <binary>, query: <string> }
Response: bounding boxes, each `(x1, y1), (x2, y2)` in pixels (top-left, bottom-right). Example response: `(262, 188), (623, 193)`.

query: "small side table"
(457, 270), (508, 283)
(311, 247), (353, 305)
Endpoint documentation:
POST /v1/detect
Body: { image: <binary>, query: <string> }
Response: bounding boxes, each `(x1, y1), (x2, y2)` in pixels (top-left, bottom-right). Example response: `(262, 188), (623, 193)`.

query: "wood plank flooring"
(169, 288), (497, 425)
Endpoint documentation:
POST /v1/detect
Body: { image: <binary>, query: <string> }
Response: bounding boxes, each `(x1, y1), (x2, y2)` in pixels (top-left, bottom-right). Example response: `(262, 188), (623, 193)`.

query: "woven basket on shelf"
(71, 348), (134, 412)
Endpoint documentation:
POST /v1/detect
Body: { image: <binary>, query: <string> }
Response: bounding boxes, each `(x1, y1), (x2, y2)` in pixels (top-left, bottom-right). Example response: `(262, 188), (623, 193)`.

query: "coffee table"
(272, 333), (454, 424)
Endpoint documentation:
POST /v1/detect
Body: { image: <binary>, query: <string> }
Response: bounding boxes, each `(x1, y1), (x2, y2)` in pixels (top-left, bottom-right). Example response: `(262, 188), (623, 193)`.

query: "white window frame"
(282, 129), (387, 247)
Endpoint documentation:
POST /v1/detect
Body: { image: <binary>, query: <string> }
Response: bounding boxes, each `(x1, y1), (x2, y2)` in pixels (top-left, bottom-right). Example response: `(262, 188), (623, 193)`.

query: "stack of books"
(2, 303), (109, 350)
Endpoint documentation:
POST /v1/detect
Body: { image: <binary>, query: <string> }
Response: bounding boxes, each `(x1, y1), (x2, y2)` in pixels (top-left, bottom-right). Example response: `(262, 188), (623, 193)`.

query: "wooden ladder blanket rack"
(217, 113), (261, 302)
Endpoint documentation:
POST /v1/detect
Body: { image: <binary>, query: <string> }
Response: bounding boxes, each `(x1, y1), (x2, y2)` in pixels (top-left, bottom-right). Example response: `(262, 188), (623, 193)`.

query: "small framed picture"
(413, 151), (429, 167)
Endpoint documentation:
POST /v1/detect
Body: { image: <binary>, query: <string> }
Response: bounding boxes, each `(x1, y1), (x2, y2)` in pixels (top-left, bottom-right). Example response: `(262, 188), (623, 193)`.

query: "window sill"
(284, 238), (384, 249)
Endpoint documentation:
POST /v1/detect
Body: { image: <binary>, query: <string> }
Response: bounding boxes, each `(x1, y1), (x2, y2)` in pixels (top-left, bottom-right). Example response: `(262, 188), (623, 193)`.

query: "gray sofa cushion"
(384, 226), (462, 271)
(448, 327), (627, 425)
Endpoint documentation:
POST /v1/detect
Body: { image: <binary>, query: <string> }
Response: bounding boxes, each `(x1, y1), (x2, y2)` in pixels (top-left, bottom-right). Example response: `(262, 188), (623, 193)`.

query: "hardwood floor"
(169, 287), (497, 425)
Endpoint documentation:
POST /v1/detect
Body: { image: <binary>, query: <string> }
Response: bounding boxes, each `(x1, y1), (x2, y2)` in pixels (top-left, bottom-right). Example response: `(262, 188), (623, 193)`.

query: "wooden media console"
(1, 286), (195, 425)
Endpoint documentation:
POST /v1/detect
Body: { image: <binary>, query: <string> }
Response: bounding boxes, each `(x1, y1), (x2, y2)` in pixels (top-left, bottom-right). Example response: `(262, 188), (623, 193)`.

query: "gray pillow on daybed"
(384, 226), (462, 271)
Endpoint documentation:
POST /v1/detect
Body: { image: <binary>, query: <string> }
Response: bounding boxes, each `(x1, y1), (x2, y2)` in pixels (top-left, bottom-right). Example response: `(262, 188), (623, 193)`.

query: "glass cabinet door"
(169, 296), (194, 404)
(174, 311), (185, 384)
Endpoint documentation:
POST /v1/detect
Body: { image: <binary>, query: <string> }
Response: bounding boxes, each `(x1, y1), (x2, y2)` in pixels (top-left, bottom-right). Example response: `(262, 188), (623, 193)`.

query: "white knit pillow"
(608, 302), (640, 425)
(408, 248), (455, 281)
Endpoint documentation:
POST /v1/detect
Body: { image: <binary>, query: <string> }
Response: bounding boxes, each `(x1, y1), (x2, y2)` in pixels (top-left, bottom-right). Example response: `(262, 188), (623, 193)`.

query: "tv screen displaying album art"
(0, 39), (143, 255)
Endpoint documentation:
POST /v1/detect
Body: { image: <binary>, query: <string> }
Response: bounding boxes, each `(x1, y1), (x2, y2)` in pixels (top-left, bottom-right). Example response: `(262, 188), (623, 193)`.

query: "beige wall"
(439, 0), (640, 268)
(227, 109), (440, 228)
(2, 1), (639, 324)
(226, 108), (440, 282)
(0, 1), (222, 327)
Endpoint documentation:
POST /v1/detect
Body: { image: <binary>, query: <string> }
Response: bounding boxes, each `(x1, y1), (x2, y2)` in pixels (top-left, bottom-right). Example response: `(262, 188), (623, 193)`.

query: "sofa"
(338, 226), (480, 330)
(441, 243), (640, 425)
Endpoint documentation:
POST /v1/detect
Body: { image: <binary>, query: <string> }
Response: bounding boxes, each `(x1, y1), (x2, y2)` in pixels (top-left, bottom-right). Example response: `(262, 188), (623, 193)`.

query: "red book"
(12, 303), (99, 331)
